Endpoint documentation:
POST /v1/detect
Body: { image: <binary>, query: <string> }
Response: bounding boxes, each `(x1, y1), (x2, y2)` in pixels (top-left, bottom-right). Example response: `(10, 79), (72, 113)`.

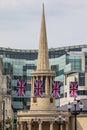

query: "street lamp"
(68, 98), (83, 130)
(55, 114), (66, 130)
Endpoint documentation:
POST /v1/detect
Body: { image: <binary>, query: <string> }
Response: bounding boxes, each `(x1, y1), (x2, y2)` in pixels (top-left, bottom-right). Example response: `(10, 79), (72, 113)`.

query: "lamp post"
(55, 114), (66, 130)
(68, 98), (83, 130)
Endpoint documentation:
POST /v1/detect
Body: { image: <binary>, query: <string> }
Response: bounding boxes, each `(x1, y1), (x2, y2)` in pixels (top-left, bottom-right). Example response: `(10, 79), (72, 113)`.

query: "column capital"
(38, 119), (42, 124)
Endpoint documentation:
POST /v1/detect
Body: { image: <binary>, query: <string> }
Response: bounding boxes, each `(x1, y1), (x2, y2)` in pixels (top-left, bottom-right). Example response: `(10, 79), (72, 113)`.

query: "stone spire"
(37, 4), (49, 71)
(31, 4), (55, 111)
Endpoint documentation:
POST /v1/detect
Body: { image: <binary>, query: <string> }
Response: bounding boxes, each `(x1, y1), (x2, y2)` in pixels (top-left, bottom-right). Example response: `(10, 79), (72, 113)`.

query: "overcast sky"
(0, 0), (87, 50)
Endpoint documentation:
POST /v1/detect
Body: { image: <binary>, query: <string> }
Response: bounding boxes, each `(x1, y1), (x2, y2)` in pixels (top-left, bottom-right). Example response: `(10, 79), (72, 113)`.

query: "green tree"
(5, 117), (13, 130)
(0, 117), (16, 130)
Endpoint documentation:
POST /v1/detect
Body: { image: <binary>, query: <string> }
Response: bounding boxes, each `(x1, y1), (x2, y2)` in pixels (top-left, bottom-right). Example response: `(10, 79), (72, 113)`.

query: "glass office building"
(0, 44), (86, 120)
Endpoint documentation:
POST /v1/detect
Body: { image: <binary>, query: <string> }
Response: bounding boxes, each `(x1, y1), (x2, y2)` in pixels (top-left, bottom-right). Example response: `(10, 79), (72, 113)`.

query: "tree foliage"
(0, 117), (16, 130)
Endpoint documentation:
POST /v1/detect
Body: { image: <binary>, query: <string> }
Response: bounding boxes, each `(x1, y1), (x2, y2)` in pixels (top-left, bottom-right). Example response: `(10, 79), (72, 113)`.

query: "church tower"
(17, 4), (69, 130)
(31, 4), (56, 110)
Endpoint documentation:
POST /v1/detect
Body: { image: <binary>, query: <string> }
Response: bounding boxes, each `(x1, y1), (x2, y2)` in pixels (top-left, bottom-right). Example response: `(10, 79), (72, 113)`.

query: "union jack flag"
(34, 80), (43, 97)
(69, 82), (78, 97)
(51, 81), (61, 98)
(16, 79), (26, 96)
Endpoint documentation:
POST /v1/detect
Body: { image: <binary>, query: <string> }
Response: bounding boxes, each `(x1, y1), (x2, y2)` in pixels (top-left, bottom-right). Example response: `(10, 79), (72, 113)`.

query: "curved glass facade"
(0, 44), (86, 120)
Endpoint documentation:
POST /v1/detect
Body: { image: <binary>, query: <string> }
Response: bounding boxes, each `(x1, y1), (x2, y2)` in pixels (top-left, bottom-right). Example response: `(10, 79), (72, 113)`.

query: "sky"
(0, 0), (87, 50)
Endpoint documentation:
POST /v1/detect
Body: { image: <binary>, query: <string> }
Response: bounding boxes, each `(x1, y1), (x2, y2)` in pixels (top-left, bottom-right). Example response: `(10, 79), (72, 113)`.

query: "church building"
(17, 4), (69, 130)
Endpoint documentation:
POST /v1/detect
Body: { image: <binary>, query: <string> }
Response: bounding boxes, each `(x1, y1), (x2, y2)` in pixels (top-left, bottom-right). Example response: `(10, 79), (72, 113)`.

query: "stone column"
(17, 122), (19, 130)
(24, 123), (27, 130)
(39, 122), (42, 130)
(31, 77), (34, 96)
(50, 76), (52, 95)
(66, 123), (69, 130)
(50, 121), (54, 130)
(60, 124), (63, 130)
(36, 76), (38, 80)
(27, 122), (31, 130)
(45, 76), (49, 95)
(41, 76), (43, 80)
(20, 122), (23, 130)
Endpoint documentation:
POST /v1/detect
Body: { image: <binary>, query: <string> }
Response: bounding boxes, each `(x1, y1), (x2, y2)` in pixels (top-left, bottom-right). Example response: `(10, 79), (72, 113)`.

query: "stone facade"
(17, 110), (69, 130)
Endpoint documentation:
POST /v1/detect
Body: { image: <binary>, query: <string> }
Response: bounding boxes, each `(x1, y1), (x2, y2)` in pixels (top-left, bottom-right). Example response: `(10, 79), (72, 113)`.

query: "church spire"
(37, 4), (49, 71)
(31, 4), (55, 111)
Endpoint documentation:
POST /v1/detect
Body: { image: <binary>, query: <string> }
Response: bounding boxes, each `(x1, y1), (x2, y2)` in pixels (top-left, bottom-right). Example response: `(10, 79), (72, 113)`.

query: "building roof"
(0, 44), (87, 53)
(57, 99), (87, 113)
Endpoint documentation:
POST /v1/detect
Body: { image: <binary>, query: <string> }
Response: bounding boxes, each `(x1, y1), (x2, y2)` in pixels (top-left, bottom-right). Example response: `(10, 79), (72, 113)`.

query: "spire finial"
(37, 3), (49, 71)
(42, 3), (44, 10)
